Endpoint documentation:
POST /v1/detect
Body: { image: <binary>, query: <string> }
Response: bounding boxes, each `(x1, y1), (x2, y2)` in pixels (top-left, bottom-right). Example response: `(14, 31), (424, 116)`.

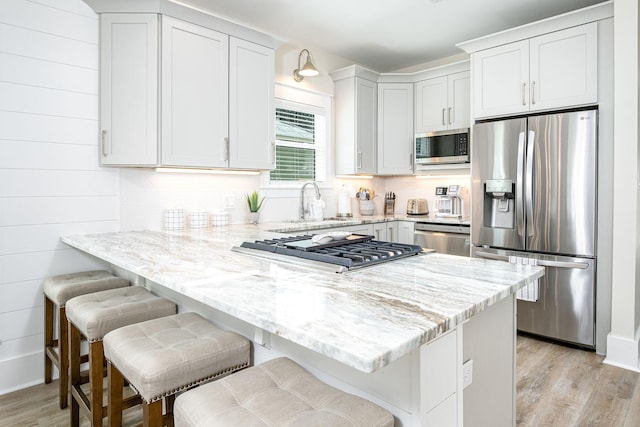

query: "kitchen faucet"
(299, 181), (321, 219)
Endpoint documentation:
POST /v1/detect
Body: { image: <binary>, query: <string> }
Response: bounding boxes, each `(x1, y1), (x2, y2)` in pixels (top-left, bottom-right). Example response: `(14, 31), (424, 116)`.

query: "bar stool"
(103, 312), (250, 427)
(173, 357), (395, 427)
(66, 286), (177, 427)
(43, 270), (129, 409)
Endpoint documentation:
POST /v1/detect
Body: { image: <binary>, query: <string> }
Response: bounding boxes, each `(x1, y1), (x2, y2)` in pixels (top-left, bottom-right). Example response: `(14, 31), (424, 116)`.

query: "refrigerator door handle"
(525, 130), (535, 237)
(536, 259), (590, 270)
(475, 251), (510, 262)
(516, 131), (526, 237)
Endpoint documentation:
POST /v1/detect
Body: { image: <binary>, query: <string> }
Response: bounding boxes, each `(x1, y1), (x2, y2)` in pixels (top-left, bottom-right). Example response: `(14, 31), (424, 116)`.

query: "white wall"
(605, 0), (640, 370)
(0, 0), (118, 394)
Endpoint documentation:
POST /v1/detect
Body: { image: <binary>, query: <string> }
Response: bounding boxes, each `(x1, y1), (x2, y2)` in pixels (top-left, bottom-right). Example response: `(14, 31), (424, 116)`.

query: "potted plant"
(245, 190), (265, 224)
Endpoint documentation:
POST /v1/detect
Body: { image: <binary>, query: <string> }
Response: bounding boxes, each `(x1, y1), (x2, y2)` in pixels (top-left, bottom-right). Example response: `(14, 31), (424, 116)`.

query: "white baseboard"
(0, 350), (48, 395)
(604, 333), (640, 372)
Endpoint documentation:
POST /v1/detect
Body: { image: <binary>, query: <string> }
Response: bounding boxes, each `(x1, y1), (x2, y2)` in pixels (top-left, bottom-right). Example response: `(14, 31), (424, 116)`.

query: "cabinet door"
(161, 17), (229, 167)
(372, 222), (387, 241)
(415, 76), (447, 133)
(356, 78), (377, 174)
(529, 23), (597, 112)
(386, 222), (399, 243)
(447, 71), (470, 130)
(229, 37), (275, 169)
(377, 83), (414, 175)
(397, 221), (415, 244)
(100, 14), (158, 166)
(472, 40), (529, 118)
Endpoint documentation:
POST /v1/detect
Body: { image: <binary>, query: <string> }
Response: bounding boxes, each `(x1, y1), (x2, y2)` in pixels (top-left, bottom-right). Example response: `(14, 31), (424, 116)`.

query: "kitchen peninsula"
(62, 222), (543, 426)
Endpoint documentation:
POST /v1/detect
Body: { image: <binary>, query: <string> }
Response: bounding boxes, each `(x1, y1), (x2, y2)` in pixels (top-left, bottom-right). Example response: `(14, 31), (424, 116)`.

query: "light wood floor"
(2, 335), (640, 426)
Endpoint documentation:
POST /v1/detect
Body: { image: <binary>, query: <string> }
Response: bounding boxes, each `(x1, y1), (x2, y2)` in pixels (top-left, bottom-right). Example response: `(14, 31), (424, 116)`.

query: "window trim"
(261, 83), (333, 190)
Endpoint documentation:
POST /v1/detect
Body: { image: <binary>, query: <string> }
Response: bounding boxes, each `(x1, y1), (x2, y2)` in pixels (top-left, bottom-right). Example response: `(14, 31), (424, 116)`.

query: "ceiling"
(180, 0), (606, 72)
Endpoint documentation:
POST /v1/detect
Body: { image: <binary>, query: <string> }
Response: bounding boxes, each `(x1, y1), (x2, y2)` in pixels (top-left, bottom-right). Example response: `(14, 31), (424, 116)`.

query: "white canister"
(163, 208), (185, 230)
(210, 211), (229, 227)
(188, 210), (209, 229)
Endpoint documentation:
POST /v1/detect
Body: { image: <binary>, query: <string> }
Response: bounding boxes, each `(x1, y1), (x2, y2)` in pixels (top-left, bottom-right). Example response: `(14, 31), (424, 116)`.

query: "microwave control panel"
(457, 134), (469, 155)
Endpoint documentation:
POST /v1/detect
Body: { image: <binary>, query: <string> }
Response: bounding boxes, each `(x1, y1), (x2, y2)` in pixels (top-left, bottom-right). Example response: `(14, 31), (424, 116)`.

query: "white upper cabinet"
(229, 37), (275, 170)
(161, 17), (229, 168)
(415, 71), (470, 133)
(99, 13), (275, 169)
(529, 23), (597, 111)
(377, 83), (414, 175)
(100, 14), (158, 166)
(472, 22), (597, 118)
(333, 74), (377, 175)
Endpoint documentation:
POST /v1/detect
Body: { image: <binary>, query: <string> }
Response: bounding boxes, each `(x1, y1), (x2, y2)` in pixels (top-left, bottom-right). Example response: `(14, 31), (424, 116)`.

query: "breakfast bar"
(62, 224), (544, 426)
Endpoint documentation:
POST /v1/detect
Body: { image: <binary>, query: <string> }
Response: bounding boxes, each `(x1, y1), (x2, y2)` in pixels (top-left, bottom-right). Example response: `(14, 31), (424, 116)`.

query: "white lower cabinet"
(300, 221), (411, 244)
(397, 221), (415, 244)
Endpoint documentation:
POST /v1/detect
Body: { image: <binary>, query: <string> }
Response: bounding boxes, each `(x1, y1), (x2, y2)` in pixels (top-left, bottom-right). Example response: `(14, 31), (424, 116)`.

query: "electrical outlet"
(463, 359), (473, 389)
(223, 195), (235, 209)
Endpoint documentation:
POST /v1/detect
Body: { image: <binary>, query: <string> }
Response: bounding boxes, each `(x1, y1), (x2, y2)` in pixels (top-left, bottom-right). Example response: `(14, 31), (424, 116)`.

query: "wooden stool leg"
(166, 394), (176, 427)
(90, 340), (104, 427)
(44, 294), (54, 384)
(143, 400), (163, 427)
(69, 322), (81, 427)
(58, 306), (69, 409)
(107, 361), (124, 427)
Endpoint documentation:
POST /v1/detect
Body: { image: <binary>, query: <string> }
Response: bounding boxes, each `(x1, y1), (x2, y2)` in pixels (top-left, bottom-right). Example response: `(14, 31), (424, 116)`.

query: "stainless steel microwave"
(415, 128), (470, 166)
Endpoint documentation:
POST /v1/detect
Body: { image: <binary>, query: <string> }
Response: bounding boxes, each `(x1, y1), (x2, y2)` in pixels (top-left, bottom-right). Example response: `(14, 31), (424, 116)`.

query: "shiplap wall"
(0, 0), (118, 394)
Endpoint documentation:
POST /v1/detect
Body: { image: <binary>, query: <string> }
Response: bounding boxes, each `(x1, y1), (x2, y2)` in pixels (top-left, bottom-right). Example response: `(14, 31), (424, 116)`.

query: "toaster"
(407, 198), (429, 215)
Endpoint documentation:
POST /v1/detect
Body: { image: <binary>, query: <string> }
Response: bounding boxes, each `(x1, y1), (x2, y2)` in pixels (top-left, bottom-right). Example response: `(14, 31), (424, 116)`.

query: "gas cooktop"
(232, 234), (425, 273)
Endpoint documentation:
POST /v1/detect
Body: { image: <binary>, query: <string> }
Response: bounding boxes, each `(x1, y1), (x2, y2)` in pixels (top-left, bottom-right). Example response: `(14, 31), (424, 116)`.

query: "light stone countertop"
(62, 223), (542, 373)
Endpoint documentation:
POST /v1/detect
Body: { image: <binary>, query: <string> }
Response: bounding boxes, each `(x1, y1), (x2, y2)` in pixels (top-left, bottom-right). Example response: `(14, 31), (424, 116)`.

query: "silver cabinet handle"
(101, 130), (108, 156)
(357, 152), (362, 169)
(448, 107), (452, 125)
(531, 80), (536, 105)
(388, 226), (394, 242)
(441, 108), (446, 126)
(409, 153), (413, 170)
(224, 137), (229, 162)
(522, 83), (527, 106)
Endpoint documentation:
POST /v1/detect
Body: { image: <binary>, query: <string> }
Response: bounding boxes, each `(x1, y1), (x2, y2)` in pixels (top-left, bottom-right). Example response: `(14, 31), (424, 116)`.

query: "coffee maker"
(435, 185), (464, 218)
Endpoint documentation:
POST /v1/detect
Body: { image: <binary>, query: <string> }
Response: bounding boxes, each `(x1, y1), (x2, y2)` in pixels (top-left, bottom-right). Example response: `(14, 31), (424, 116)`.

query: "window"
(270, 100), (326, 183)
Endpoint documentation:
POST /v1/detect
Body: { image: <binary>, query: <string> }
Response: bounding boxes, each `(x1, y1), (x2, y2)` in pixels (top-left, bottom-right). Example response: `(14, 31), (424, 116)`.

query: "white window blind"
(270, 102), (326, 182)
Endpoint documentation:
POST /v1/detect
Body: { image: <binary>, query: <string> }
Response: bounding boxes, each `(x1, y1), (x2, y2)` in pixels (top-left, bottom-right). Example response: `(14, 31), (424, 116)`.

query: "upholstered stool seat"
(43, 270), (129, 409)
(103, 312), (250, 427)
(66, 286), (177, 427)
(173, 357), (395, 427)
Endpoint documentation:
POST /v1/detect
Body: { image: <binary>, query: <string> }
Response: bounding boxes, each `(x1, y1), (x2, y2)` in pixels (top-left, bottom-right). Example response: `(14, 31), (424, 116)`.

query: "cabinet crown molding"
(456, 0), (613, 54)
(82, 0), (278, 49)
(330, 60), (470, 83)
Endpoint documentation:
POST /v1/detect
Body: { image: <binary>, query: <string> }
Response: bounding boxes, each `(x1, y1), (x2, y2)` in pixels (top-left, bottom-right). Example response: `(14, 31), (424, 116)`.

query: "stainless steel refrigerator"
(471, 109), (597, 348)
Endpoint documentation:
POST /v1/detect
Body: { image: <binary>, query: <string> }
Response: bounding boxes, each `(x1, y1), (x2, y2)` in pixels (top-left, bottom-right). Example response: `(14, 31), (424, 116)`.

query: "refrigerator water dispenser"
(483, 179), (515, 229)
